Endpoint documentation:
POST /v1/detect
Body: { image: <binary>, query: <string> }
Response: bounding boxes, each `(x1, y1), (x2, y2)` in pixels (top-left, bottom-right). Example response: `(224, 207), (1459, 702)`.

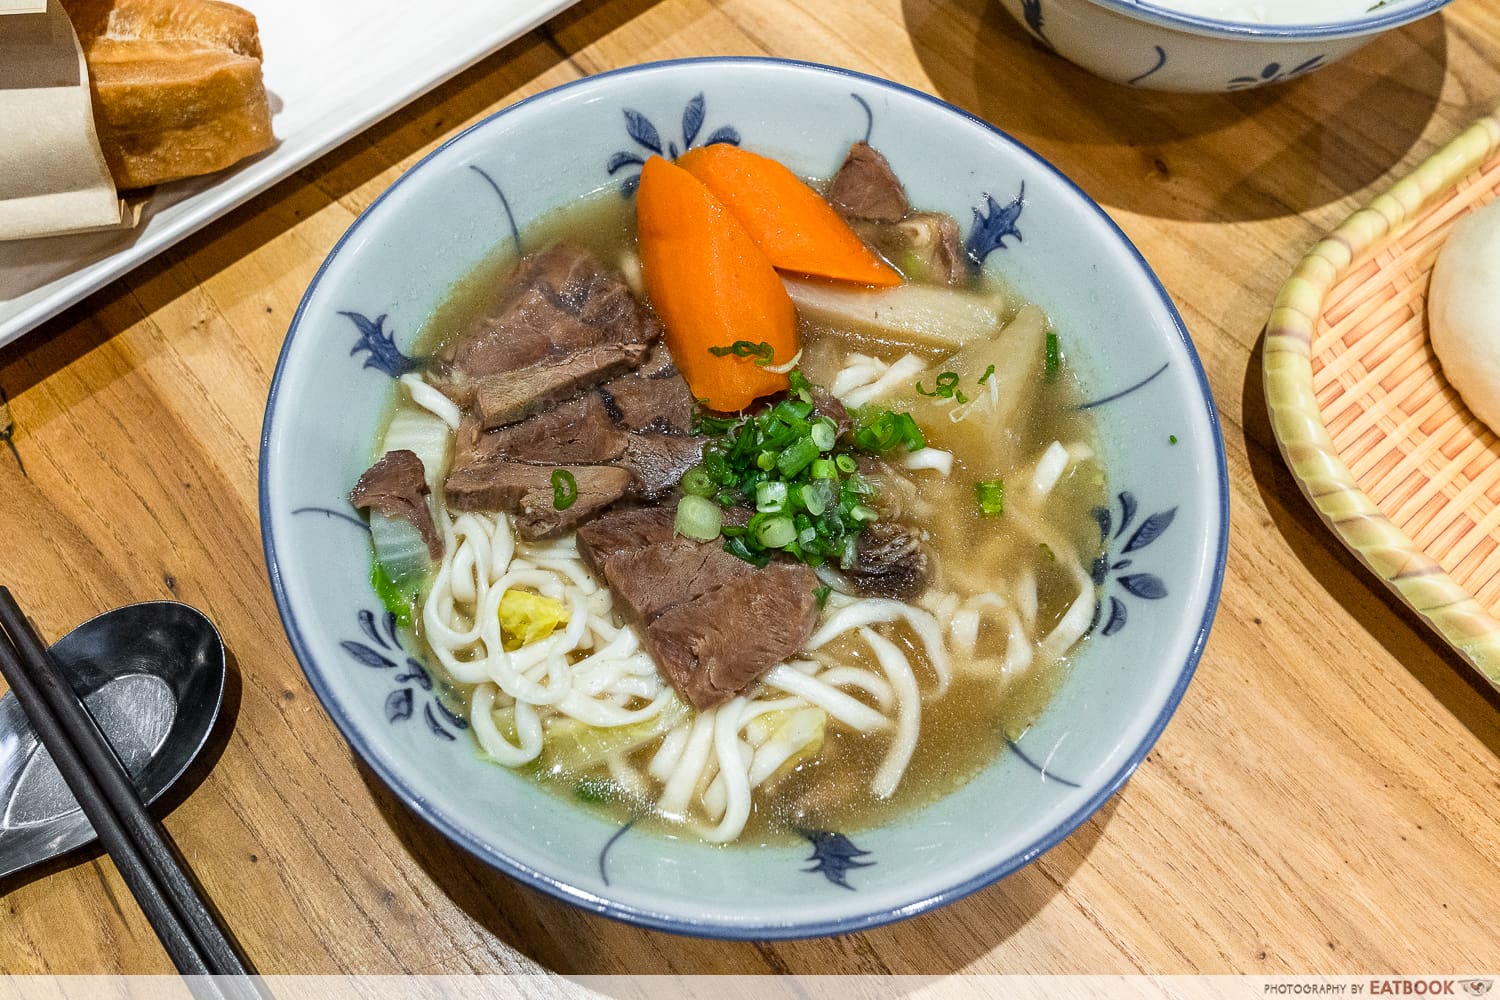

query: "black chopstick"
(0, 589), (259, 992)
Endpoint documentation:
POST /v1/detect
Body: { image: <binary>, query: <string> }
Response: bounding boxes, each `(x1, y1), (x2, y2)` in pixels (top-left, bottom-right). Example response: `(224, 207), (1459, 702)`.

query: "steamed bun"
(1430, 200), (1500, 432)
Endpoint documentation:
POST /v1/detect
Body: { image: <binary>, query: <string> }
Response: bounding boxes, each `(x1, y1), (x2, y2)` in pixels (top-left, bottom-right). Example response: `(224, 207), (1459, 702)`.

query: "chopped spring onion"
(757, 516), (798, 549)
(551, 469), (578, 510)
(800, 481), (833, 516)
(810, 419), (837, 452)
(756, 480), (788, 513)
(708, 340), (776, 366)
(979, 364), (996, 384)
(681, 466), (715, 497)
(675, 494), (723, 541)
(787, 368), (815, 403)
(976, 479), (1005, 517)
(1044, 331), (1061, 378)
(813, 585), (832, 608)
(725, 534), (771, 567)
(690, 370), (925, 568)
(918, 370), (966, 401)
(852, 410), (926, 452)
(776, 437), (821, 478)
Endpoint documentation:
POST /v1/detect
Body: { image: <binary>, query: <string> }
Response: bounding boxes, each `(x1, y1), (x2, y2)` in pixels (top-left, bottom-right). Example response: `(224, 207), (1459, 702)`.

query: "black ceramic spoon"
(0, 601), (225, 881)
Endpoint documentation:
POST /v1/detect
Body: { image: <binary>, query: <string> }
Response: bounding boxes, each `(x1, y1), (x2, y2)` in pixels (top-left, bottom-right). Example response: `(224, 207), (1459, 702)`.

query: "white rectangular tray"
(0, 0), (579, 350)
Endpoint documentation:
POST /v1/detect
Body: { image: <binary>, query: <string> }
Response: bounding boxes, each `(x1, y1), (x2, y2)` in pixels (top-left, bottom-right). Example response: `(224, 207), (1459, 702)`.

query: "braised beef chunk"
(634, 340), (678, 379)
(471, 342), (650, 429)
(897, 213), (966, 286)
(622, 433), (707, 500)
(598, 369), (695, 433)
(444, 462), (631, 539)
(847, 519), (930, 601)
(577, 508), (821, 709)
(599, 537), (758, 624)
(646, 563), (820, 710)
(461, 393), (626, 467)
(350, 450), (441, 559)
(575, 507), (679, 575)
(443, 243), (662, 381)
(578, 509), (750, 621)
(827, 142), (909, 223)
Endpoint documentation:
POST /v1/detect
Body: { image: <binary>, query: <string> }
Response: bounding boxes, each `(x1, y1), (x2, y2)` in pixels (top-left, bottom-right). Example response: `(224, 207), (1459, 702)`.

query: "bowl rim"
(1080, 0), (1450, 40)
(259, 55), (1231, 939)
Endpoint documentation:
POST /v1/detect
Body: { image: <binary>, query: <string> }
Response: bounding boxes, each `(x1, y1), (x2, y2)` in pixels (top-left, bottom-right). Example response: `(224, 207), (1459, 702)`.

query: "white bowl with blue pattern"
(260, 58), (1229, 937)
(995, 0), (1452, 92)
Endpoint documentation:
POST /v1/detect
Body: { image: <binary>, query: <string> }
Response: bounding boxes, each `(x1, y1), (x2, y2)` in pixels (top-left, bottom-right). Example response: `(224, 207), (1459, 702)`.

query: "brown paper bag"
(0, 1), (135, 241)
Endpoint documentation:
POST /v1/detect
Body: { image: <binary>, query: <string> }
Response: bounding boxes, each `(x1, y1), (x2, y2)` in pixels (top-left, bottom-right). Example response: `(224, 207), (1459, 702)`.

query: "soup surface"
(356, 156), (1107, 844)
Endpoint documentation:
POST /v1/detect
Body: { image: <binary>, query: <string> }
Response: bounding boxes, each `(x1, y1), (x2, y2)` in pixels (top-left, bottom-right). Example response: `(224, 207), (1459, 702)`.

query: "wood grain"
(1, 0), (1498, 976)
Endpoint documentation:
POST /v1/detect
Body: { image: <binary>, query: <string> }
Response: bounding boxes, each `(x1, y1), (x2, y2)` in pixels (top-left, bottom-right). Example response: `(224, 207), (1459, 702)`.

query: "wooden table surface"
(2, 0), (1498, 976)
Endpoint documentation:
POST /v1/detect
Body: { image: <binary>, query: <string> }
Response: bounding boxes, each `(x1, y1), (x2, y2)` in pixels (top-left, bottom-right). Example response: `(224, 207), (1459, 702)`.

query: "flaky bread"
(60, 0), (273, 190)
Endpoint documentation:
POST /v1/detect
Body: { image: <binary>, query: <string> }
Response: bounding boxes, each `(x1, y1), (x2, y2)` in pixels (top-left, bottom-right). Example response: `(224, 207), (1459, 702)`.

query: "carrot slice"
(636, 156), (797, 412)
(677, 143), (902, 288)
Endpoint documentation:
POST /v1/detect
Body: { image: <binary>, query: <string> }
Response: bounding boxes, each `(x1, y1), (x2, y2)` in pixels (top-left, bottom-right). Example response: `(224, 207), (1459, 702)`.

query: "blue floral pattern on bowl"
(995, 0), (1448, 92)
(338, 610), (468, 740)
(1227, 55), (1325, 90)
(606, 93), (741, 196)
(1092, 492), (1177, 636)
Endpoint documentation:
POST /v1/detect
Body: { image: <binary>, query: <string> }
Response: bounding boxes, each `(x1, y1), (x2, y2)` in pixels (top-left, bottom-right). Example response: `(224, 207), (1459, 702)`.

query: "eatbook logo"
(1361, 982), (1493, 996)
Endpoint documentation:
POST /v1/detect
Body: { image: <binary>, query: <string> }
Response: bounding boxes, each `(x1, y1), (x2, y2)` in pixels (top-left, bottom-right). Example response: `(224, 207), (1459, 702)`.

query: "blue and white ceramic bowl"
(996, 0), (1452, 92)
(261, 58), (1228, 937)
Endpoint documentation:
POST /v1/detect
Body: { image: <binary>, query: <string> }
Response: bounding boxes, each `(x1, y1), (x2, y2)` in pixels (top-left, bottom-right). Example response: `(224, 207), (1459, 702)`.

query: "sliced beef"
(577, 507), (822, 710)
(575, 507), (679, 576)
(646, 562), (820, 710)
(600, 536), (758, 624)
(443, 243), (662, 381)
(444, 462), (630, 539)
(458, 393), (626, 467)
(827, 142), (909, 223)
(634, 340), (679, 379)
(579, 508), (751, 622)
(470, 342), (650, 429)
(847, 519), (930, 601)
(598, 369), (695, 433)
(350, 450), (441, 559)
(622, 433), (706, 500)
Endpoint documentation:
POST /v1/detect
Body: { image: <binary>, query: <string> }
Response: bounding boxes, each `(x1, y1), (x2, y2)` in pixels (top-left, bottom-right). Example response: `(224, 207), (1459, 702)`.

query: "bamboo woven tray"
(1265, 109), (1500, 693)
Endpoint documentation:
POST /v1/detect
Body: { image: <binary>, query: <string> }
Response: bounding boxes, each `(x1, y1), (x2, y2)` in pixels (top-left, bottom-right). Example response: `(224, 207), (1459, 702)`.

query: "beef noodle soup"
(349, 143), (1106, 844)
